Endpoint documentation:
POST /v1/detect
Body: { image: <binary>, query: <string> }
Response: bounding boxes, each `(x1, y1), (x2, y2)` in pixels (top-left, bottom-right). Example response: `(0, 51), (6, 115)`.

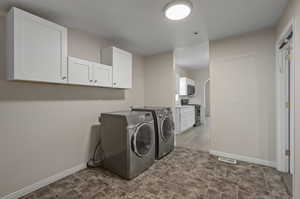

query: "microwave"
(179, 77), (195, 96)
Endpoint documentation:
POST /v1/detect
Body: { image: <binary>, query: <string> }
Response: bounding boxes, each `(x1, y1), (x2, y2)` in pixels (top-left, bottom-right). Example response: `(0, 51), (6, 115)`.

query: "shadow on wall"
(0, 79), (125, 101)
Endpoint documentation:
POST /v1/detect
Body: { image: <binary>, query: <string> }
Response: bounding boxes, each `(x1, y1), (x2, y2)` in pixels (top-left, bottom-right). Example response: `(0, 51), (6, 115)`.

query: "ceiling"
(0, 0), (288, 56)
(175, 42), (209, 69)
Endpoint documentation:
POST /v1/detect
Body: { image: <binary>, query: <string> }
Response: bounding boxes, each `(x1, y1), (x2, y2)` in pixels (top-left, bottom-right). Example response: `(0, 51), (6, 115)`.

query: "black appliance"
(187, 85), (195, 96)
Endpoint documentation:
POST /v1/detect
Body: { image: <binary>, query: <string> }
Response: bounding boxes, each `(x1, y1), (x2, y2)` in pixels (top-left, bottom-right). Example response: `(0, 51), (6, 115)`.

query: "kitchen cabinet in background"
(175, 106), (195, 134)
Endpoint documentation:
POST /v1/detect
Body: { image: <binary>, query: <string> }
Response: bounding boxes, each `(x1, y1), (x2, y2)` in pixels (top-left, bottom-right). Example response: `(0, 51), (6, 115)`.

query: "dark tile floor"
(20, 147), (290, 199)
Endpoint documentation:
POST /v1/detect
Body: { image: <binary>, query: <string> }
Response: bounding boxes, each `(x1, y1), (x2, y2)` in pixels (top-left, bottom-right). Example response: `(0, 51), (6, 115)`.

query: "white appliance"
(179, 77), (195, 96)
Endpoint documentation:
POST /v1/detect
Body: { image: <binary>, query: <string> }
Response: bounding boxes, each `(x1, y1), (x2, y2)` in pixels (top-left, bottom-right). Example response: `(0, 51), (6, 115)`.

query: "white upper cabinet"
(7, 7), (68, 83)
(6, 8), (130, 89)
(92, 63), (113, 87)
(101, 47), (132, 89)
(68, 57), (113, 87)
(68, 57), (93, 86)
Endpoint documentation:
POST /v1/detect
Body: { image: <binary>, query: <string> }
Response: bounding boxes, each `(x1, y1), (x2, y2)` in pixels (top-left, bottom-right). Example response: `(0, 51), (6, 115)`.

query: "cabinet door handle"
(89, 80), (93, 82)
(113, 83), (116, 85)
(62, 76), (67, 80)
(94, 80), (97, 83)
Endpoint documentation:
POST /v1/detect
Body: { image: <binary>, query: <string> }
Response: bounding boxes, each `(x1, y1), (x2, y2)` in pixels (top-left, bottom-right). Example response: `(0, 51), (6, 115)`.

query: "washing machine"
(132, 106), (175, 159)
(99, 111), (155, 179)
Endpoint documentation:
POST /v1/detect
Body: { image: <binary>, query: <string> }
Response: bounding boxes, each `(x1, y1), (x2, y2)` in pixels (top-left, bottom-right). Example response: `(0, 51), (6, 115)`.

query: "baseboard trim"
(2, 163), (86, 199)
(209, 150), (276, 168)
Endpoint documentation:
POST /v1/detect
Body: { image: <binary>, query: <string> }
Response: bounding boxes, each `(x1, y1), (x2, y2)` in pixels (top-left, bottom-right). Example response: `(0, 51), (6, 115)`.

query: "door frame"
(275, 18), (295, 189)
(203, 78), (210, 122)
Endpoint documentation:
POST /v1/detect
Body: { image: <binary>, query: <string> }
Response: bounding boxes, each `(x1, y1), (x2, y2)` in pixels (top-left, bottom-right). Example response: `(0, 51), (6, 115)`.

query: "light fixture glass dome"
(164, 0), (192, 21)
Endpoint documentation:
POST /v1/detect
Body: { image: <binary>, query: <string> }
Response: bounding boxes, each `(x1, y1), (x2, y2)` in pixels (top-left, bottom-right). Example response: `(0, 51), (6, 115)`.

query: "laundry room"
(0, 0), (298, 199)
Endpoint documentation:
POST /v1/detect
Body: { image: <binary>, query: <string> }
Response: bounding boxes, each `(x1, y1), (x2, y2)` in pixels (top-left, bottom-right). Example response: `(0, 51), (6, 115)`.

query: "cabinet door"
(68, 57), (93, 86)
(180, 110), (189, 131)
(92, 63), (113, 87)
(113, 48), (132, 88)
(7, 7), (67, 83)
(180, 107), (195, 131)
(174, 108), (181, 133)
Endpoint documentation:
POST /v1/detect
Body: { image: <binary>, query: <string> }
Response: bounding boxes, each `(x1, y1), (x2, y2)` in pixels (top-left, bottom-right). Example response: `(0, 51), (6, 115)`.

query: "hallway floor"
(176, 119), (210, 152)
(19, 147), (290, 199)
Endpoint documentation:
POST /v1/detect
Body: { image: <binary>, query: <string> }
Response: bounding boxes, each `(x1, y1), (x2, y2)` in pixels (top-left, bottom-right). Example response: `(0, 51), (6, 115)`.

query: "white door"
(92, 63), (113, 87)
(68, 57), (93, 86)
(8, 7), (68, 83)
(113, 48), (132, 88)
(283, 45), (292, 173)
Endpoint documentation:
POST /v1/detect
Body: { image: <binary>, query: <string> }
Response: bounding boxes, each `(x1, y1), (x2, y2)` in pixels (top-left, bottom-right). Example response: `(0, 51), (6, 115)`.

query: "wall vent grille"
(218, 156), (237, 164)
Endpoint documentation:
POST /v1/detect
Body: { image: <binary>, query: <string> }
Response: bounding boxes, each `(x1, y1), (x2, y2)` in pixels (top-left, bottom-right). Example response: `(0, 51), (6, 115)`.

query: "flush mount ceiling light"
(164, 0), (192, 21)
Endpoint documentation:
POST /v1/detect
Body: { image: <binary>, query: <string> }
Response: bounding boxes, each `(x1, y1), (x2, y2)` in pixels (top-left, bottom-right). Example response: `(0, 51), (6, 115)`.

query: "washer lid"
(101, 111), (153, 127)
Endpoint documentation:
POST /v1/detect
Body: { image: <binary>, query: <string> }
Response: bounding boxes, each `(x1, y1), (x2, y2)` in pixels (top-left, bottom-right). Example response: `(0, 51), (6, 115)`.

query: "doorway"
(276, 21), (294, 196)
(173, 42), (211, 152)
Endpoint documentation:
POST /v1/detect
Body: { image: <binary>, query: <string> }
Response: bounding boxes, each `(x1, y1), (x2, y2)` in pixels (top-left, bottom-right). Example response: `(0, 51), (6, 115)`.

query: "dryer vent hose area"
(87, 120), (104, 168)
(87, 138), (104, 168)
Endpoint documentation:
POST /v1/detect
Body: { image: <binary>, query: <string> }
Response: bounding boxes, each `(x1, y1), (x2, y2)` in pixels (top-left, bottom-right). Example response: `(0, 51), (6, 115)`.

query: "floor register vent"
(218, 156), (237, 164)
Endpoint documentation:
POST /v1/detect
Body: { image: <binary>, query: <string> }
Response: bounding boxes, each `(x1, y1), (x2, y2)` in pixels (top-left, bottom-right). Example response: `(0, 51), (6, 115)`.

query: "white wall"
(144, 52), (176, 107)
(0, 16), (145, 197)
(210, 28), (276, 164)
(277, 0), (300, 197)
(175, 66), (190, 78)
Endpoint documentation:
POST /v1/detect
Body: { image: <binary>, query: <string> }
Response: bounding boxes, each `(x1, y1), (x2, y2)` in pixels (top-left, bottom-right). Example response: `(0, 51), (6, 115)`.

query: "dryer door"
(161, 116), (174, 142)
(132, 122), (153, 157)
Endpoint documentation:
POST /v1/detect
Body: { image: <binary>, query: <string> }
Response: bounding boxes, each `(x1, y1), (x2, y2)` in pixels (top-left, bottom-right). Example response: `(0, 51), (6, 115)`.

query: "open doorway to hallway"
(173, 42), (211, 152)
